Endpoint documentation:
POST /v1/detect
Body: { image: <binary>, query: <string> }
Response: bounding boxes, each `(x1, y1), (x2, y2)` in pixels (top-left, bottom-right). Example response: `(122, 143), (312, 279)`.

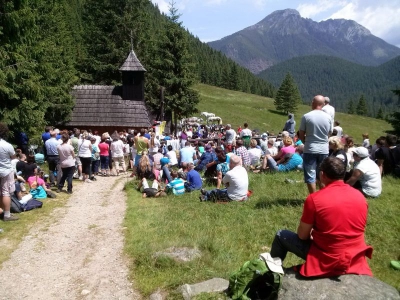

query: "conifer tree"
(376, 107), (384, 119)
(274, 73), (301, 114)
(356, 95), (368, 116)
(155, 1), (200, 133)
(347, 100), (355, 114)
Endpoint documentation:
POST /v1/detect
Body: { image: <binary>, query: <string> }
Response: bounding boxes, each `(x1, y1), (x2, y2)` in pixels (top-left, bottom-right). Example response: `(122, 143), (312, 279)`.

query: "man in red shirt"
(270, 156), (373, 277)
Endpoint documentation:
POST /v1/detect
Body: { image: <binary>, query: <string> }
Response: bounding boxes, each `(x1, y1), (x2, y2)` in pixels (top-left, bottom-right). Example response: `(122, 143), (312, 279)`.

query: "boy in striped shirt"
(166, 171), (185, 195)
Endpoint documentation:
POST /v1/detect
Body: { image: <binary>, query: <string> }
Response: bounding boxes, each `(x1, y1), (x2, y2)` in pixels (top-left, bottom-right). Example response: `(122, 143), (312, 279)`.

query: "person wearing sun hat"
(346, 147), (381, 197)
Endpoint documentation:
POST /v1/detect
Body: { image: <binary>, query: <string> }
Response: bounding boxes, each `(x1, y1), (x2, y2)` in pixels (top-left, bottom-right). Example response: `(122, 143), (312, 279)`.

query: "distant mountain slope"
(208, 9), (400, 74)
(257, 55), (400, 114)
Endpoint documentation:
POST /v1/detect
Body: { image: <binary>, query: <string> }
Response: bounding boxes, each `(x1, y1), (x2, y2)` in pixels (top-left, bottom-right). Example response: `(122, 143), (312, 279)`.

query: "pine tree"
(155, 1), (200, 133)
(387, 89), (400, 133)
(356, 95), (368, 116)
(347, 100), (355, 114)
(376, 107), (384, 119)
(274, 73), (301, 114)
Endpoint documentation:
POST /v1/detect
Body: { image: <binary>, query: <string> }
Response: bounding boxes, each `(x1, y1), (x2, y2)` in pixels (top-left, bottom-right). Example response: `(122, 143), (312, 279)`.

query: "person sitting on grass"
(272, 136), (295, 164)
(137, 152), (155, 181)
(27, 171), (53, 199)
(184, 163), (202, 192)
(178, 162), (188, 180)
(138, 178), (167, 198)
(195, 144), (217, 172)
(165, 171), (185, 195)
(346, 147), (381, 198)
(200, 155), (248, 202)
(261, 147), (303, 173)
(216, 152), (230, 189)
(235, 139), (250, 168)
(270, 157), (373, 278)
(248, 139), (262, 168)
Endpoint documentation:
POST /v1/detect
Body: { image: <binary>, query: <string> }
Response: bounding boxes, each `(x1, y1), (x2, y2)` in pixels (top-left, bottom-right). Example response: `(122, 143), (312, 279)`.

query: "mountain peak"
(272, 8), (300, 17)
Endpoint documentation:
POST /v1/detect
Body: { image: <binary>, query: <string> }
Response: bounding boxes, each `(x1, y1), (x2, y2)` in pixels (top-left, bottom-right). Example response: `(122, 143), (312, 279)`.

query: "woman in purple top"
(180, 130), (188, 148)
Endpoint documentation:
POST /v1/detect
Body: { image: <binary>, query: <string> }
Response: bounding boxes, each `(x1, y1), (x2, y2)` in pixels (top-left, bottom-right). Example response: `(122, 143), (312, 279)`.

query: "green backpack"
(227, 257), (283, 300)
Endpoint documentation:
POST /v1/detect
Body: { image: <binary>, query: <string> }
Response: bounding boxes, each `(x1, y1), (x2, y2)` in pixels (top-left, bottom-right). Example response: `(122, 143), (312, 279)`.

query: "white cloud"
(151, 0), (169, 13)
(328, 0), (400, 46)
(297, 0), (348, 18)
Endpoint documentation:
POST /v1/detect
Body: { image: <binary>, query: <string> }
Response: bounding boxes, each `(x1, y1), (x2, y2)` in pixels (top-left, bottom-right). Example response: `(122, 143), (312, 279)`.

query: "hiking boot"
(3, 214), (19, 221)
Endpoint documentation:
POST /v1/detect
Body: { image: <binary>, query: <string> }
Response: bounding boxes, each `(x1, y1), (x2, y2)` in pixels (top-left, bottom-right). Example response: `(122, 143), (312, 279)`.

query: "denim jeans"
(100, 155), (109, 170)
(204, 188), (230, 201)
(58, 166), (75, 193)
(162, 165), (173, 183)
(270, 229), (311, 261)
(267, 157), (279, 171)
(302, 153), (328, 183)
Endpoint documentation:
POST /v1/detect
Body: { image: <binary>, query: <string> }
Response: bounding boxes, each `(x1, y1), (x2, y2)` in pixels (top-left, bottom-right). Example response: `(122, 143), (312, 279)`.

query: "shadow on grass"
(254, 198), (304, 209)
(268, 109), (287, 116)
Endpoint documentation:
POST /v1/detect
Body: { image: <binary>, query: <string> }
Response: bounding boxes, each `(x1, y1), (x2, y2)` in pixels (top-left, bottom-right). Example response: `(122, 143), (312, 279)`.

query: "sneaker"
(85, 179), (93, 183)
(199, 195), (207, 202)
(67, 191), (73, 195)
(78, 176), (83, 181)
(3, 214), (19, 221)
(200, 188), (207, 195)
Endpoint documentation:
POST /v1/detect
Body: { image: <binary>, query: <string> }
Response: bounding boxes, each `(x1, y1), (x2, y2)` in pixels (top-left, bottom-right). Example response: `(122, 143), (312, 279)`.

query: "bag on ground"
(227, 253), (283, 300)
(23, 199), (43, 211)
(10, 195), (24, 213)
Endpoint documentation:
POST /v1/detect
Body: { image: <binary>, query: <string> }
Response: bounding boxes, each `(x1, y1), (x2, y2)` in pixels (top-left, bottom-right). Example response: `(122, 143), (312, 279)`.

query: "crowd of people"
(1, 93), (399, 274)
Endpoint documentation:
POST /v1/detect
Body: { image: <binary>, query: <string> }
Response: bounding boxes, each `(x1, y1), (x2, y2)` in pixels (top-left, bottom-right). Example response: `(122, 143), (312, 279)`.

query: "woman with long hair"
(57, 133), (76, 193)
(149, 133), (160, 159)
(137, 152), (154, 180)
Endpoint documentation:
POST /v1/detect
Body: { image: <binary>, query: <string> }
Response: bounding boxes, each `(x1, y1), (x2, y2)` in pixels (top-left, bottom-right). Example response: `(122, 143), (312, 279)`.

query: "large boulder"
(279, 269), (400, 300)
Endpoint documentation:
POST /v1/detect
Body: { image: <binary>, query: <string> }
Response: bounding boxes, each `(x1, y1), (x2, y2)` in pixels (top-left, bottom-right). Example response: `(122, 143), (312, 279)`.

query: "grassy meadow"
(123, 84), (399, 298)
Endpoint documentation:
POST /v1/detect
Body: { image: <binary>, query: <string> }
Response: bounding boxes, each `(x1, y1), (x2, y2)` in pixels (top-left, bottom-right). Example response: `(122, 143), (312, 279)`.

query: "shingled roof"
(68, 85), (152, 128)
(119, 50), (146, 72)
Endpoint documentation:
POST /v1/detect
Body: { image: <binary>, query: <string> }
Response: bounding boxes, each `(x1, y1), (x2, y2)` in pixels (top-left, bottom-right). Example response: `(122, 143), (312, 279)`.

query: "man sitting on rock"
(270, 156), (373, 277)
(200, 155), (248, 202)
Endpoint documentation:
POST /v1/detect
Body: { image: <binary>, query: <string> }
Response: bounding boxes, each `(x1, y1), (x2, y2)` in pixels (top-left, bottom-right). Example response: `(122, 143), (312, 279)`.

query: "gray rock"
(80, 289), (91, 296)
(178, 278), (229, 300)
(279, 270), (400, 300)
(149, 290), (164, 300)
(154, 247), (201, 262)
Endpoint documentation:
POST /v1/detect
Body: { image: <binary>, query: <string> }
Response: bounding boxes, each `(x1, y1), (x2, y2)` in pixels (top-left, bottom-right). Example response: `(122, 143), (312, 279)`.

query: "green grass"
(124, 172), (400, 297)
(123, 84), (398, 298)
(195, 83), (392, 143)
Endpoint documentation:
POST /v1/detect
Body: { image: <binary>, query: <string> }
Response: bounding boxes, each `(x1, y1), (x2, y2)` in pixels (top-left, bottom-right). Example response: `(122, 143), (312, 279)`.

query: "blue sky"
(150, 0), (400, 47)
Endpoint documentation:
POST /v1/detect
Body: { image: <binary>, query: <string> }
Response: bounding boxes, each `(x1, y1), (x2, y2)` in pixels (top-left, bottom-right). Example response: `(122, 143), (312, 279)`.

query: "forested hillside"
(0, 0), (274, 135)
(258, 55), (400, 116)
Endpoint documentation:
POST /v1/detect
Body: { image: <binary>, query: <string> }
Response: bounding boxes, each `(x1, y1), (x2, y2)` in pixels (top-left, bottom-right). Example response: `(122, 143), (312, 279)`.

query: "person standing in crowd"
(133, 128), (149, 175)
(57, 133), (75, 194)
(322, 96), (335, 123)
(0, 123), (18, 221)
(239, 123), (252, 149)
(270, 157), (373, 278)
(283, 114), (296, 138)
(346, 147), (381, 198)
(110, 133), (126, 176)
(98, 135), (110, 176)
(224, 124), (236, 153)
(299, 95), (332, 194)
(78, 131), (93, 183)
(45, 130), (60, 186)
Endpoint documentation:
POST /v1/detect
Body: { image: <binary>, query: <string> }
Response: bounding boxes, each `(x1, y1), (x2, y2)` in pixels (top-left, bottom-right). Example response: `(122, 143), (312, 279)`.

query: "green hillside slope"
(257, 55), (400, 115)
(195, 83), (391, 143)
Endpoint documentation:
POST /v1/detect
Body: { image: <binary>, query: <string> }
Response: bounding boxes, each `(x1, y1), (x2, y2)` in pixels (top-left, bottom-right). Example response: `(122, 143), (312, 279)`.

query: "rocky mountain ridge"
(208, 9), (400, 73)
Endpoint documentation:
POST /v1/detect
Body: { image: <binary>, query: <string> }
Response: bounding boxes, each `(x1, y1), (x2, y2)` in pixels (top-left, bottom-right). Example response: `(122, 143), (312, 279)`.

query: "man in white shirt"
(224, 124), (236, 152)
(240, 123), (252, 149)
(322, 96), (335, 124)
(346, 147), (381, 198)
(200, 155), (249, 202)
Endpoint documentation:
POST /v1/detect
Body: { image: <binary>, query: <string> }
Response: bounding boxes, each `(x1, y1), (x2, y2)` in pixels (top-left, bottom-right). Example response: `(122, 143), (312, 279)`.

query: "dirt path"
(0, 175), (140, 300)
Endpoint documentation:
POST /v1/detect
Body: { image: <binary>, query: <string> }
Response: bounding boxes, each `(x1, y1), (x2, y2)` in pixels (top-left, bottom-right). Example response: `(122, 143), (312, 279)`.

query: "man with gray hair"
(322, 96), (335, 123)
(200, 155), (248, 202)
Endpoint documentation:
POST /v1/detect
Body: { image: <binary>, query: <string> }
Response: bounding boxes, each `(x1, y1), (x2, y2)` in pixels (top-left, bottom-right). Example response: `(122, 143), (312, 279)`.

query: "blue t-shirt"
(186, 169), (202, 189)
(278, 153), (303, 172)
(167, 178), (185, 195)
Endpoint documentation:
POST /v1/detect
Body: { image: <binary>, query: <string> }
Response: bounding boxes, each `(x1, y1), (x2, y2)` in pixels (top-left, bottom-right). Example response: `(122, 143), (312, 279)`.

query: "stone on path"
(178, 278), (229, 300)
(154, 247), (201, 262)
(279, 270), (400, 300)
